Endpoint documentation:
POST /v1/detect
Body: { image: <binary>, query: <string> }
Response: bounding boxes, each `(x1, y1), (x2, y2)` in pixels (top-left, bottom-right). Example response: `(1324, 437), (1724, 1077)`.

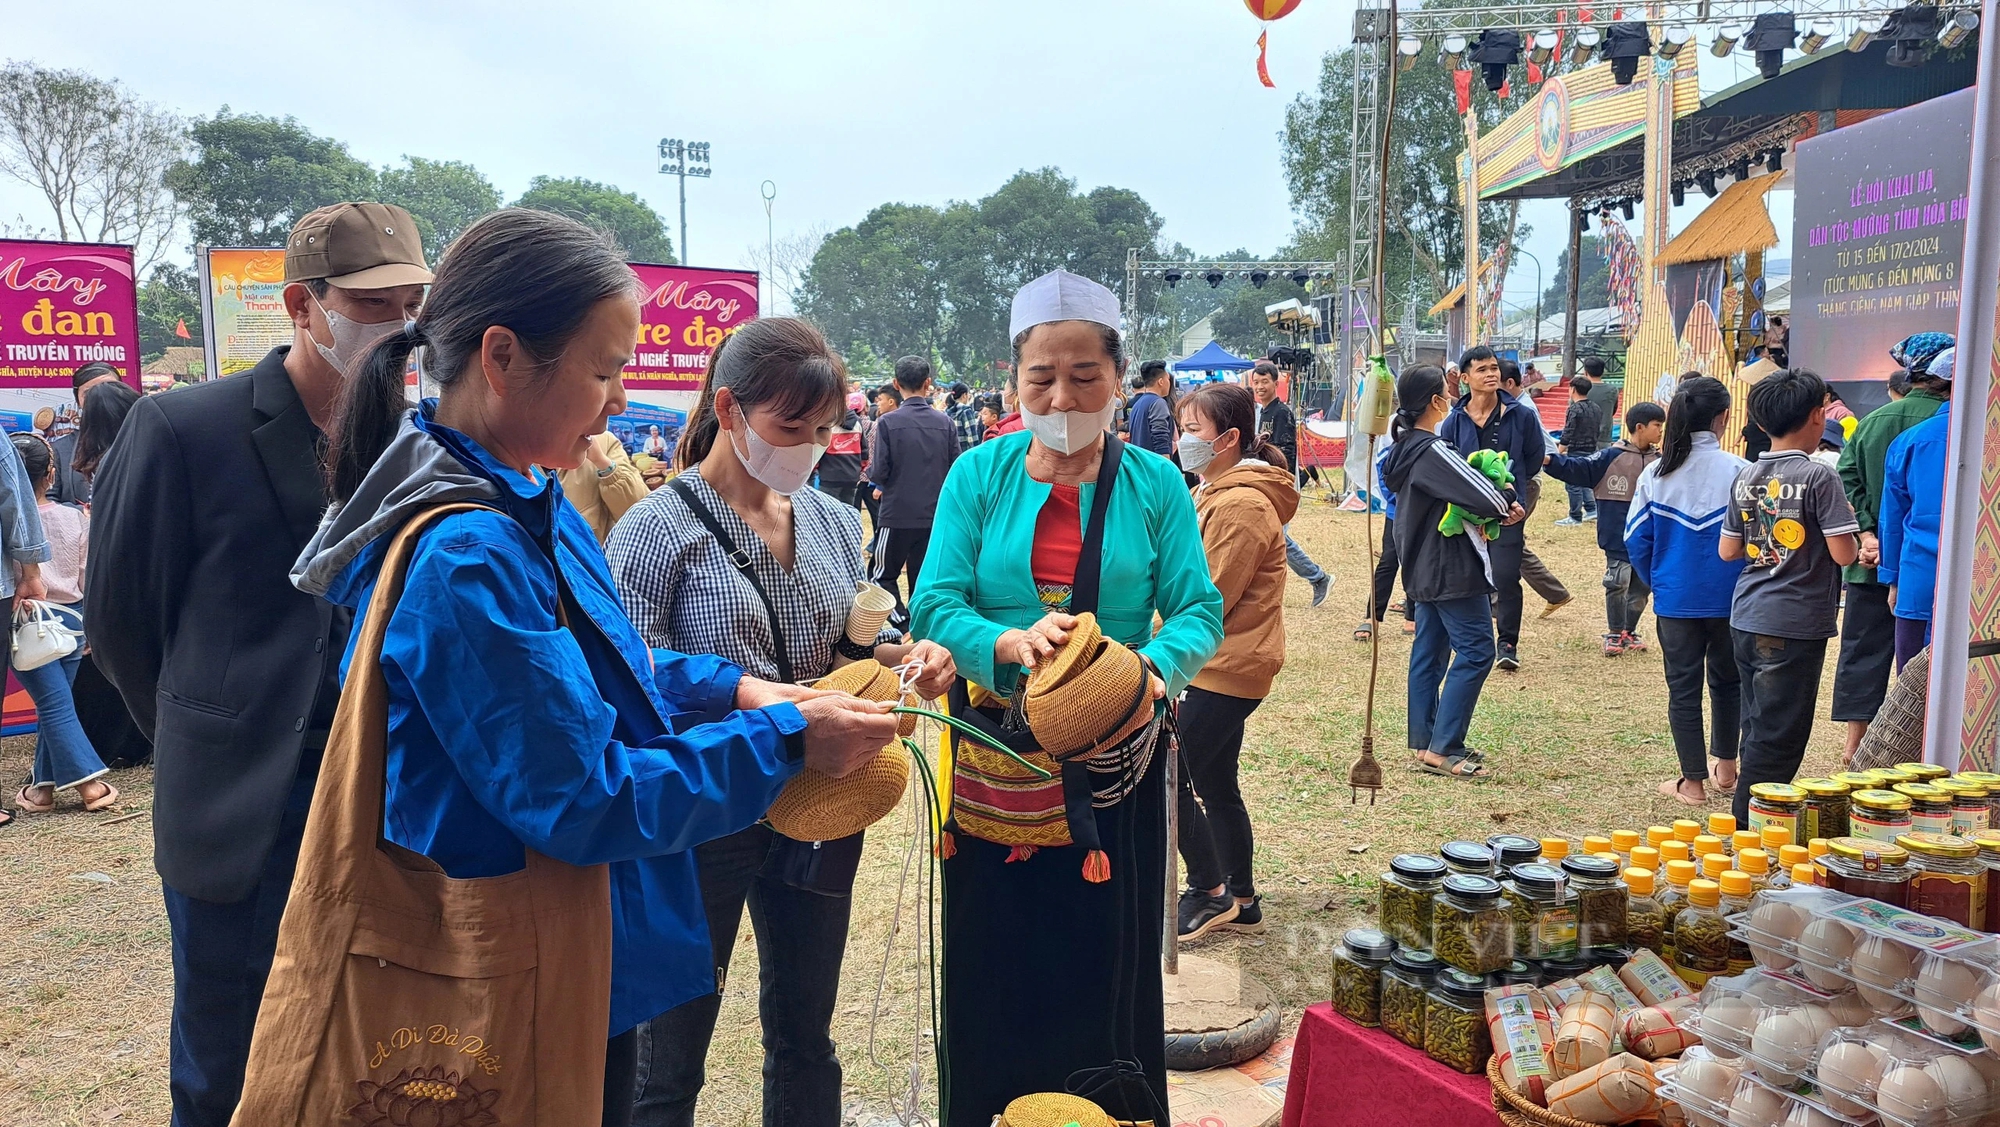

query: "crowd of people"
(0, 194), (1962, 1127)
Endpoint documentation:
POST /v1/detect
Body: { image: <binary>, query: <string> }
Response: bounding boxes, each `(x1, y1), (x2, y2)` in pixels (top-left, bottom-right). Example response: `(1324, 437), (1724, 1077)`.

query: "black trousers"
(1175, 687), (1265, 899)
(1731, 630), (1830, 826)
(1489, 523), (1526, 648)
(1656, 616), (1741, 782)
(1365, 517), (1414, 623)
(1832, 582), (1897, 723)
(604, 1030), (638, 1127)
(870, 525), (931, 621)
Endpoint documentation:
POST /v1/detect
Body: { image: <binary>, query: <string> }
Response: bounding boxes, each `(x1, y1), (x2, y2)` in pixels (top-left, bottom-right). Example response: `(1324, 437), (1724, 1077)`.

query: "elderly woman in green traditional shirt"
(910, 269), (1223, 1126)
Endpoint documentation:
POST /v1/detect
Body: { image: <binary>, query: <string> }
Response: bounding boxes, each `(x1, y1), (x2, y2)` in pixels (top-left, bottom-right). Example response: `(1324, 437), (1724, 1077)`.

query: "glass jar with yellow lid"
(1832, 770), (1880, 793)
(1897, 832), (1984, 928)
(1747, 783), (1806, 844)
(1933, 778), (1991, 836)
(1894, 782), (1956, 836)
(1896, 761), (1950, 782)
(1973, 830), (2000, 932)
(1796, 778), (1852, 841)
(1658, 858), (1699, 965)
(1852, 789), (1915, 843)
(1816, 836), (1911, 908)
(1872, 766), (1922, 787)
(1956, 773), (2000, 825)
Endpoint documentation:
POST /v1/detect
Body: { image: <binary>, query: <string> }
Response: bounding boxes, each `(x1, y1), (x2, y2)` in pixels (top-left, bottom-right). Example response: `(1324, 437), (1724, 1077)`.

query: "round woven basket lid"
(763, 659), (915, 841)
(1000, 1092), (1115, 1127)
(1022, 612), (1151, 760)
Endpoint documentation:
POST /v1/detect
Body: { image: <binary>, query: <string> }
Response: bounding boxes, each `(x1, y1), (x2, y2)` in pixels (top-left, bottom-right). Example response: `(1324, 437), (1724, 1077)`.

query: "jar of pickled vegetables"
(1378, 853), (1446, 951)
(1671, 879), (1730, 988)
(1487, 835), (1541, 877)
(1797, 778), (1852, 841)
(1717, 870), (1755, 975)
(1563, 854), (1628, 950)
(1735, 847), (1773, 892)
(1832, 770), (1880, 793)
(1624, 867), (1668, 955)
(1380, 947), (1437, 1049)
(1895, 783), (1956, 836)
(1747, 783), (1806, 844)
(1658, 858), (1698, 965)
(1332, 928), (1396, 1026)
(1974, 831), (2000, 933)
(1433, 874), (1513, 975)
(1935, 779), (1992, 836)
(1816, 836), (1911, 908)
(1441, 840), (1496, 878)
(1956, 772), (2000, 825)
(1897, 761), (1950, 782)
(1503, 862), (1579, 960)
(1425, 969), (1494, 1074)
(1852, 789), (1914, 843)
(1898, 832), (1985, 929)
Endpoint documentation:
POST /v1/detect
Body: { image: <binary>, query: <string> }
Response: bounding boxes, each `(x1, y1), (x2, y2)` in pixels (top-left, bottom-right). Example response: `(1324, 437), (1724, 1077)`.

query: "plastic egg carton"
(1731, 885), (2000, 1047)
(1806, 1024), (2000, 1127)
(1659, 1058), (1874, 1127)
(1695, 968), (1869, 1073)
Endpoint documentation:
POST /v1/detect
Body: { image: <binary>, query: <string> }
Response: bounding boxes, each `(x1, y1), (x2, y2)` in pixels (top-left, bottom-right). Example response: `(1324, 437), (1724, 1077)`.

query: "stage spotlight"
(1290, 270), (1311, 288)
(1440, 34), (1468, 68)
(1883, 4), (1941, 66)
(1570, 25), (1603, 64)
(1657, 26), (1694, 57)
(1767, 148), (1785, 173)
(1672, 182), (1686, 206)
(1204, 270), (1225, 288)
(1530, 29), (1559, 64)
(1698, 171), (1718, 197)
(1939, 10), (1980, 47)
(1470, 29), (1523, 92)
(1605, 21), (1653, 84)
(1163, 269), (1183, 289)
(1398, 36), (1424, 70)
(1621, 199), (1636, 220)
(1711, 24), (1742, 56)
(1249, 270), (1270, 288)
(1848, 17), (1886, 51)
(1800, 21), (1834, 52)
(1578, 211), (1591, 233)
(1744, 13), (1797, 78)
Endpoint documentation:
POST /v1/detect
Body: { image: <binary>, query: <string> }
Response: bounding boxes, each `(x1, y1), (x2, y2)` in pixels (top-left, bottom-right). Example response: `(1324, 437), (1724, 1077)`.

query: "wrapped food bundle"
(1554, 990), (1619, 1078)
(1620, 994), (1701, 1060)
(1545, 1052), (1661, 1124)
(1485, 983), (1559, 1104)
(1619, 948), (1694, 1007)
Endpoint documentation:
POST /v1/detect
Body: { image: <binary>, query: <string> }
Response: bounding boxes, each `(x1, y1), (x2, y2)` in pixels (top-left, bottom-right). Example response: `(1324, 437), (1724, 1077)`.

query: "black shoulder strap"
(669, 476), (793, 685)
(1068, 434), (1125, 616)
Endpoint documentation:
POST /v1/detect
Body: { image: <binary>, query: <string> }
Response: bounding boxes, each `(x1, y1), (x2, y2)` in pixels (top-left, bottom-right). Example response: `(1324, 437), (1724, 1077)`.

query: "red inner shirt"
(1031, 483), (1084, 588)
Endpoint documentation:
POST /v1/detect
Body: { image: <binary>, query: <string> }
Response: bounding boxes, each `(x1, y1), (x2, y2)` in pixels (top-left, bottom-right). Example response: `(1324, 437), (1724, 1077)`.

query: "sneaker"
(1620, 631), (1648, 653)
(1222, 895), (1267, 934)
(1539, 594), (1573, 619)
(1583, 511), (1599, 522)
(1496, 643), (1520, 671)
(1553, 517), (1582, 527)
(1178, 888), (1241, 940)
(1603, 633), (1626, 657)
(1310, 573), (1332, 608)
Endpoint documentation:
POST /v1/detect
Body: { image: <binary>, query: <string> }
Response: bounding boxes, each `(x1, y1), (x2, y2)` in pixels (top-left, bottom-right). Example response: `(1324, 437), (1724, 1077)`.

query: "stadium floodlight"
(1657, 26), (1695, 56)
(1530, 29), (1560, 64)
(1711, 24), (1743, 56)
(1570, 25), (1603, 64)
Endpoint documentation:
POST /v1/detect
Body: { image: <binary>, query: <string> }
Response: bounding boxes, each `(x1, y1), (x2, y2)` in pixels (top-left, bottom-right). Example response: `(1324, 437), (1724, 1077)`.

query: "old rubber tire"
(1163, 998), (1282, 1071)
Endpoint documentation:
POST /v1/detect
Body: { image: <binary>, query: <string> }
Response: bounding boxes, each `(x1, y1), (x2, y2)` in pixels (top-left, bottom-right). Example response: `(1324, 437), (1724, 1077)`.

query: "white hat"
(1930, 347), (1957, 381)
(1009, 269), (1121, 340)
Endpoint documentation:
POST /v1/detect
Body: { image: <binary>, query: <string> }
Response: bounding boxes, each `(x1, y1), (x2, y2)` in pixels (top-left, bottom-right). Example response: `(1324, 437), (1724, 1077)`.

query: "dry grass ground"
(0, 497), (1856, 1126)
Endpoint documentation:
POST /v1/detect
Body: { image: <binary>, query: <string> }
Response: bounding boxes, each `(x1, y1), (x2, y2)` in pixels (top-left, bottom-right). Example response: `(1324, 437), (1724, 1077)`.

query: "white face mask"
(729, 407), (827, 496)
(1021, 400), (1115, 455)
(1177, 431), (1222, 475)
(311, 295), (405, 378)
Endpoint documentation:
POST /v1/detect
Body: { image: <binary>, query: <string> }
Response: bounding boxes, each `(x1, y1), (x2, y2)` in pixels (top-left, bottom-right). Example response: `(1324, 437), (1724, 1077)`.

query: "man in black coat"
(1248, 360), (1331, 606)
(869, 355), (958, 625)
(87, 202), (429, 1127)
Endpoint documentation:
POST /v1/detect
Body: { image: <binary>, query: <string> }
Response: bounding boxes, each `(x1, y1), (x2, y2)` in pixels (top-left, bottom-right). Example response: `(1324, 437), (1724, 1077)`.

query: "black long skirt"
(938, 741), (1168, 1127)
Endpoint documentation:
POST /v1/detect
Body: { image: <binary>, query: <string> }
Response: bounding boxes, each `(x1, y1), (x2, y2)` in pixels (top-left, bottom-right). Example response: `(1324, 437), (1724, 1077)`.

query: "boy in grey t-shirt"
(1720, 368), (1861, 826)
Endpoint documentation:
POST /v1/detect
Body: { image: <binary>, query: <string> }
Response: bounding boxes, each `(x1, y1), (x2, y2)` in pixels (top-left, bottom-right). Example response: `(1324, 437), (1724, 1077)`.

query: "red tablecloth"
(1280, 1003), (1504, 1127)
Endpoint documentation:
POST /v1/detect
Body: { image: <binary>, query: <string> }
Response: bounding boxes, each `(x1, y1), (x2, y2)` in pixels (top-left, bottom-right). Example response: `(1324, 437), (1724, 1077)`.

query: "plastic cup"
(847, 583), (897, 645)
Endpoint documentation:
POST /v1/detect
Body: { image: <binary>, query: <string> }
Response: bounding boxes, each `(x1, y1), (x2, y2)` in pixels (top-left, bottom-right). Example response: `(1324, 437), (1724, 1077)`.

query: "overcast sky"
(4, 0), (1789, 323)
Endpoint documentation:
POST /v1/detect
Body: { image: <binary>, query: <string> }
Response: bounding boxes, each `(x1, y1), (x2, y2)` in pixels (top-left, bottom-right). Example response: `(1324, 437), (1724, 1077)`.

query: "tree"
(0, 62), (186, 271)
(513, 176), (674, 263)
(168, 110), (376, 247)
(1543, 234), (1612, 315)
(137, 262), (200, 362)
(743, 224), (829, 316)
(798, 203), (956, 364)
(379, 157), (501, 264)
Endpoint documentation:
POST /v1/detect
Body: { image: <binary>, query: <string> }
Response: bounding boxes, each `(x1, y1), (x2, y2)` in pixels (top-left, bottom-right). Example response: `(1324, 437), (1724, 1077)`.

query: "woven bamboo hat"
(1021, 612), (1153, 761)
(764, 660), (916, 842)
(999, 1092), (1115, 1127)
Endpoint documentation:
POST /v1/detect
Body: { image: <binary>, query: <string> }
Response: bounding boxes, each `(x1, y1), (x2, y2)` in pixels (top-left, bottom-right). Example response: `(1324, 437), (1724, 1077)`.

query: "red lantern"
(1246, 0), (1303, 18)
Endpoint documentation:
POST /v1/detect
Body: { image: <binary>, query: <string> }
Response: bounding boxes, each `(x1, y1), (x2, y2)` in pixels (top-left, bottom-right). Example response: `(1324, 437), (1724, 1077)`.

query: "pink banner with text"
(0, 239), (142, 390)
(627, 263), (760, 391)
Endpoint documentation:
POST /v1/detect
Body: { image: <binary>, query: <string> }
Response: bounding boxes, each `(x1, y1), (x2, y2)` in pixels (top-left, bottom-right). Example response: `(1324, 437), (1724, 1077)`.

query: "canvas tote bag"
(230, 504), (613, 1127)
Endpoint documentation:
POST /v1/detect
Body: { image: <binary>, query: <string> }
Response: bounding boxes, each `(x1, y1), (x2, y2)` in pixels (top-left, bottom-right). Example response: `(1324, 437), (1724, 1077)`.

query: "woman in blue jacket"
(1879, 347), (1955, 670)
(1624, 376), (1748, 805)
(291, 208), (897, 1126)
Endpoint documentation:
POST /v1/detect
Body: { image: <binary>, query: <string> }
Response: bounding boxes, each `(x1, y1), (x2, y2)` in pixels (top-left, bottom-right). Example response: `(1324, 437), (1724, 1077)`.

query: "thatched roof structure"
(1657, 172), (1783, 266)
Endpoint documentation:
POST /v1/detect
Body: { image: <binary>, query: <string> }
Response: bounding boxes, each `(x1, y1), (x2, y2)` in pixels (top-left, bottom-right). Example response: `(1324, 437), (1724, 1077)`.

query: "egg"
(1926, 1054), (1990, 1114)
(1976, 979), (2000, 1054)
(1752, 1010), (1819, 1079)
(1701, 995), (1757, 1055)
(1826, 990), (1876, 1028)
(1748, 901), (1807, 970)
(1794, 1003), (1837, 1044)
(1813, 1039), (1887, 1117)
(1797, 919), (1857, 990)
(1852, 935), (1919, 1008)
(1915, 956), (1978, 1037)
(1878, 1063), (1950, 1121)
(1728, 1080), (1789, 1127)
(1678, 1055), (1743, 1106)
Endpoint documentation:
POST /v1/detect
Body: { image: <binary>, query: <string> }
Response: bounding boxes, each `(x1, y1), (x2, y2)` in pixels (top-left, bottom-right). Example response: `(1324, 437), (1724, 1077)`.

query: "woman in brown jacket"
(1172, 382), (1297, 940)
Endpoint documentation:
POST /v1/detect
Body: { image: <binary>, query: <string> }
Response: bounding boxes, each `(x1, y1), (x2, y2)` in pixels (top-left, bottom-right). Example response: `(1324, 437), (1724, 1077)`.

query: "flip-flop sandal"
(0, 807), (13, 827)
(1419, 753), (1490, 779)
(1354, 623), (1373, 641)
(1658, 778), (1706, 806)
(82, 783), (120, 812)
(12, 785), (53, 814)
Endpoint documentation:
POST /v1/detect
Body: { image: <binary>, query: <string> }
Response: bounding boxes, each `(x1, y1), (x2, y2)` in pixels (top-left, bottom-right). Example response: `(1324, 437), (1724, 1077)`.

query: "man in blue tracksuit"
(1439, 346), (1544, 670)
(1125, 360), (1177, 459)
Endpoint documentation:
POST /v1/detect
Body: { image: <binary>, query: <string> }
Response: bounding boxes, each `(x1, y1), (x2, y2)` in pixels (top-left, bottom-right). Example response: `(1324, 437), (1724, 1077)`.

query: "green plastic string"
(891, 704), (1052, 780)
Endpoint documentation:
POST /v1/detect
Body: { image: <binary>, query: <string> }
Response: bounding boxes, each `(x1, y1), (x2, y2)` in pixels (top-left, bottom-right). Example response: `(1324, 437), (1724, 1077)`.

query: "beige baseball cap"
(284, 202), (433, 288)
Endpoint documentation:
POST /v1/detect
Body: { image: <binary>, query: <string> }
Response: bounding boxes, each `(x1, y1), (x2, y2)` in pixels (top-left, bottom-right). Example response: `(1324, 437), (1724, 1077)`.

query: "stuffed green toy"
(1437, 449), (1513, 540)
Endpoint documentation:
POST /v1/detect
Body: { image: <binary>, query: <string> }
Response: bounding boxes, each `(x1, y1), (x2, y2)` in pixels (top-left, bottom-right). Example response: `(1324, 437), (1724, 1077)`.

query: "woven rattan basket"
(1486, 1054), (1603, 1127)
(997, 1092), (1116, 1127)
(764, 659), (915, 841)
(1021, 612), (1151, 760)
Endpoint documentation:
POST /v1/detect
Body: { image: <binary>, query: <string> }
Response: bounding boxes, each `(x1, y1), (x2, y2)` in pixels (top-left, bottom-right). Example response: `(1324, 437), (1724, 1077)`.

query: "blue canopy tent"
(1171, 341), (1253, 373)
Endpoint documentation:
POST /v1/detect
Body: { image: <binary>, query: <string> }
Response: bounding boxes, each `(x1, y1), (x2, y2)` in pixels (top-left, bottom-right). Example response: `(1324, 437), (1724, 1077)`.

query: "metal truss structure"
(1387, 1), (1976, 36)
